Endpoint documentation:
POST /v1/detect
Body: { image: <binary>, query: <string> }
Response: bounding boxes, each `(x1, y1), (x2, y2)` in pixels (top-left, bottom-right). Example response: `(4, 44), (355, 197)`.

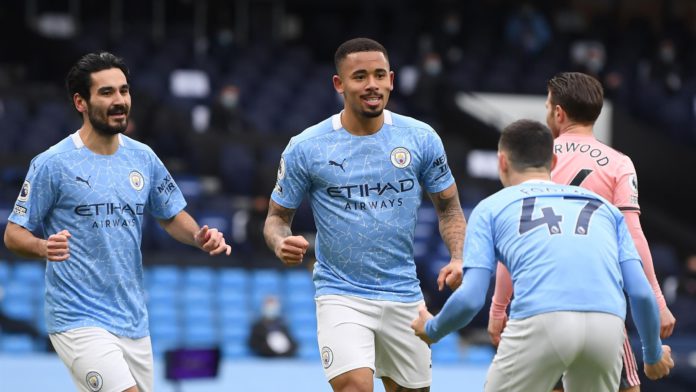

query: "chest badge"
(390, 147), (411, 168)
(129, 170), (144, 191)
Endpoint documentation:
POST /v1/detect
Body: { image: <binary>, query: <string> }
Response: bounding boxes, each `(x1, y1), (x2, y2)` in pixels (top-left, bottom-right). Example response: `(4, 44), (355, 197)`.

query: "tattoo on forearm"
(432, 189), (466, 260)
(263, 202), (296, 251)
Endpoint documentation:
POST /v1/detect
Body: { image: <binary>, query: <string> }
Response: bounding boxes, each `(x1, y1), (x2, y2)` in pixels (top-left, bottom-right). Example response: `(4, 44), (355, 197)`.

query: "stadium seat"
(0, 334), (35, 354)
(183, 323), (219, 347)
(221, 340), (250, 359)
(218, 268), (249, 289)
(184, 266), (216, 289)
(12, 261), (44, 284)
(148, 265), (182, 287)
(1, 297), (36, 321)
(0, 260), (10, 285)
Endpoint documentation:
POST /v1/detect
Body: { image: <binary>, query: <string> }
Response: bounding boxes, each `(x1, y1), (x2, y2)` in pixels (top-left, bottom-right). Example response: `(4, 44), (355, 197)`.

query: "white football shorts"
(50, 327), (153, 392)
(316, 294), (431, 389)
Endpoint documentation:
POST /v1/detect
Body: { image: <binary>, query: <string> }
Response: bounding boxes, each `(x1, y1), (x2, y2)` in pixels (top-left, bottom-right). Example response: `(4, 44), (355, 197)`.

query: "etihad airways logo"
(74, 203), (145, 216)
(326, 178), (415, 199)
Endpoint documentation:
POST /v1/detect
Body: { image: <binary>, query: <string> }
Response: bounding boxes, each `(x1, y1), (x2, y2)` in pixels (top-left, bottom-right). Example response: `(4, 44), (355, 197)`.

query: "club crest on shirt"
(129, 170), (144, 191)
(629, 174), (638, 193)
(390, 147), (411, 168)
(17, 180), (30, 202)
(321, 346), (334, 368)
(277, 157), (286, 180)
(85, 371), (103, 391)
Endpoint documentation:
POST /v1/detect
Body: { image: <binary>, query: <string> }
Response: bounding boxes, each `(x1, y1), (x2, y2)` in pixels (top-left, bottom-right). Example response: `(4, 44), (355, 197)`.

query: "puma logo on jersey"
(76, 176), (92, 189)
(328, 159), (346, 172)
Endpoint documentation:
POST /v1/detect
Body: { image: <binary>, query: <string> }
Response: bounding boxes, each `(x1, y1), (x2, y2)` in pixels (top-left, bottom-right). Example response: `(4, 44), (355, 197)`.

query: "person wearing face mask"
(248, 295), (298, 357)
(208, 84), (254, 135)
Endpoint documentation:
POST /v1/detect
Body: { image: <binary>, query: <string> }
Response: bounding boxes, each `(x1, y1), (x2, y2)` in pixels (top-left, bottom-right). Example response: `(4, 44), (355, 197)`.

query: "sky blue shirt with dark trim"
(8, 132), (186, 338)
(271, 110), (454, 302)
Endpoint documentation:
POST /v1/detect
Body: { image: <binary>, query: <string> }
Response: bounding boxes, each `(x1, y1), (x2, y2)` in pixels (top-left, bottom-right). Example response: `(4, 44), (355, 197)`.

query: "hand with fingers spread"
(644, 345), (674, 380)
(411, 305), (435, 345)
(437, 258), (463, 291)
(194, 225), (232, 256)
(46, 230), (72, 262)
(275, 235), (309, 266)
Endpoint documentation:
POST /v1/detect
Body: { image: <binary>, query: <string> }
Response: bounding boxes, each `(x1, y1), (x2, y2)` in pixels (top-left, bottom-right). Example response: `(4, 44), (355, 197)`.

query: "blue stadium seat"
(220, 323), (249, 347)
(285, 270), (314, 292)
(0, 260), (10, 285)
(222, 340), (250, 359)
(148, 265), (181, 287)
(12, 262), (44, 284)
(218, 268), (249, 289)
(217, 287), (248, 312)
(1, 297), (36, 321)
(183, 323), (219, 347)
(250, 270), (283, 309)
(184, 266), (216, 288)
(0, 334), (35, 354)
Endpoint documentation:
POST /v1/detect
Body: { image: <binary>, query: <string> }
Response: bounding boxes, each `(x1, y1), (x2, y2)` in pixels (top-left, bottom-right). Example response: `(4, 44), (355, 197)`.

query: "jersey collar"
(70, 132), (125, 148)
(331, 110), (393, 131)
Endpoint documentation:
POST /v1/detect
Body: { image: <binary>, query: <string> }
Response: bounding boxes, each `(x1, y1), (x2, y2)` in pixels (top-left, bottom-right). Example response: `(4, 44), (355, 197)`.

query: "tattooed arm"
(428, 183), (467, 291)
(263, 199), (309, 266)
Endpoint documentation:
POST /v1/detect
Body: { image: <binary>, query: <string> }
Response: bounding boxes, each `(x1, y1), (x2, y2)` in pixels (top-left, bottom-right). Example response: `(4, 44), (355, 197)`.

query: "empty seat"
(0, 334), (36, 354)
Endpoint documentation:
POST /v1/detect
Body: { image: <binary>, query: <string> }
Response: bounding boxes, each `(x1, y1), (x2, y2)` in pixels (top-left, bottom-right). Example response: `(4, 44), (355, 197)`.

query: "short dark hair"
(65, 52), (130, 103)
(547, 72), (603, 124)
(334, 38), (389, 73)
(499, 119), (554, 171)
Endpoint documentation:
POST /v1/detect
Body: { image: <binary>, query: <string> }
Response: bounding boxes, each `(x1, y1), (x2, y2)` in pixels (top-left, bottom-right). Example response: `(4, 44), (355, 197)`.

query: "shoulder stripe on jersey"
(569, 169), (593, 186)
(618, 207), (640, 212)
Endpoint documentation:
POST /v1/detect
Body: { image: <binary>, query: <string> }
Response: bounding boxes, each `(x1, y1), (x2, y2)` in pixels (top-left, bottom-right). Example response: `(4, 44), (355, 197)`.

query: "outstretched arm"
(623, 211), (675, 338)
(622, 258), (673, 379)
(158, 210), (231, 256)
(412, 267), (491, 344)
(263, 199), (308, 266)
(428, 183), (467, 291)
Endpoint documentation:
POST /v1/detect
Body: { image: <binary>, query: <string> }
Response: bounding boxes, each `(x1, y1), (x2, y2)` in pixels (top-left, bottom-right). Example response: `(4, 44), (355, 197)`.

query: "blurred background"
(0, 0), (695, 390)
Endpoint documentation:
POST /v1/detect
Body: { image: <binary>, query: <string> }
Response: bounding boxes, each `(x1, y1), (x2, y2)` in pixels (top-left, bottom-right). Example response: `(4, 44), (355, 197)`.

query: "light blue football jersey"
(463, 180), (640, 320)
(272, 111), (454, 302)
(8, 132), (186, 338)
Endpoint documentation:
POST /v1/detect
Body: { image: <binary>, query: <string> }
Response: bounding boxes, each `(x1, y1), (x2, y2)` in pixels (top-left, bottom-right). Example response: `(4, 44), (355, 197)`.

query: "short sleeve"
(461, 203), (497, 273)
(147, 154), (187, 220)
(8, 157), (55, 232)
(270, 139), (310, 209)
(420, 130), (454, 194)
(612, 156), (640, 211)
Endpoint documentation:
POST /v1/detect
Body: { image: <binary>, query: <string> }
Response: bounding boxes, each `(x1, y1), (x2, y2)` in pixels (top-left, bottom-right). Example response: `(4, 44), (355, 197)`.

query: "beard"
(87, 104), (129, 136)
